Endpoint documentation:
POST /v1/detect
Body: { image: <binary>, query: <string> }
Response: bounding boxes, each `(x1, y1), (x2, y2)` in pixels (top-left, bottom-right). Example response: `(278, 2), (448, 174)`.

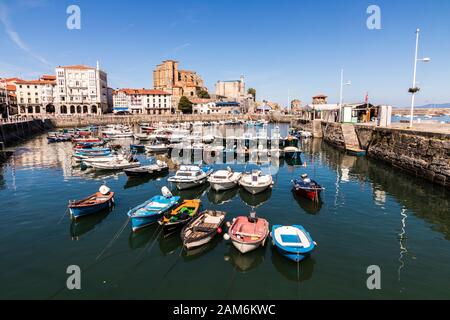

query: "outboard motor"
(99, 185), (111, 195)
(161, 186), (173, 198)
(248, 211), (258, 223)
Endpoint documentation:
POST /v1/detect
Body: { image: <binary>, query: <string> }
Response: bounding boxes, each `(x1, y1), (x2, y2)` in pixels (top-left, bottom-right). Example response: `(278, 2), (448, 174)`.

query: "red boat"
(72, 137), (102, 143)
(292, 174), (324, 202)
(224, 214), (269, 254)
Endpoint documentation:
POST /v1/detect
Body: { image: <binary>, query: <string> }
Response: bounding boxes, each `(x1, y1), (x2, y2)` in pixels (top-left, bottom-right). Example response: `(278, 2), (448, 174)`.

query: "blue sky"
(0, 0), (449, 107)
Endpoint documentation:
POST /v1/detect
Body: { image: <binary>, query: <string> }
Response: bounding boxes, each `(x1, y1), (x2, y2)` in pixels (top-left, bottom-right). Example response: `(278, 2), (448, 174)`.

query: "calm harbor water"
(1, 124), (449, 300)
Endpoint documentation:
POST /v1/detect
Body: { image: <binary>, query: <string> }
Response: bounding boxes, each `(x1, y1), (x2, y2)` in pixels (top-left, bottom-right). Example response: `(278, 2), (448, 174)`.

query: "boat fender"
(217, 227), (222, 234)
(226, 221), (232, 228)
(161, 186), (173, 198)
(99, 185), (111, 195)
(223, 233), (230, 241)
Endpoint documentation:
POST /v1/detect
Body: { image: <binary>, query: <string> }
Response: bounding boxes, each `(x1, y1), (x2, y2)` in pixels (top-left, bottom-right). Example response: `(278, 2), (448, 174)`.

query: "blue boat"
(130, 144), (146, 153)
(68, 186), (115, 220)
(271, 225), (316, 262)
(127, 188), (180, 232)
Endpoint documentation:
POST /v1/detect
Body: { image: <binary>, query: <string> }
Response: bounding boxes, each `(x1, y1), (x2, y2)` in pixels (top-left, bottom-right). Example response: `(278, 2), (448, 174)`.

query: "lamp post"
(339, 68), (351, 122)
(409, 28), (431, 128)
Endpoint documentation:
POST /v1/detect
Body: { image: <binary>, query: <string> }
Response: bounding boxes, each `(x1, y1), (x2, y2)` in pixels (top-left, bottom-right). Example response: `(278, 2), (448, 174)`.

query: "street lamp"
(409, 28), (431, 128)
(339, 68), (351, 122)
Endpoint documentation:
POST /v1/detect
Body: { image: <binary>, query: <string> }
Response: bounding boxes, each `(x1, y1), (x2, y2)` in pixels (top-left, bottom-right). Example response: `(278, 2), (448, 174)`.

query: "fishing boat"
(283, 136), (302, 160)
(292, 174), (324, 201)
(68, 185), (115, 220)
(90, 155), (140, 171)
(130, 144), (146, 153)
(124, 160), (169, 177)
(271, 225), (316, 262)
(168, 165), (213, 190)
(181, 210), (227, 249)
(127, 187), (180, 232)
(47, 132), (72, 143)
(239, 170), (274, 195)
(74, 150), (112, 158)
(208, 168), (242, 192)
(145, 143), (169, 153)
(72, 137), (102, 144)
(134, 133), (151, 141)
(224, 213), (269, 254)
(158, 199), (201, 236)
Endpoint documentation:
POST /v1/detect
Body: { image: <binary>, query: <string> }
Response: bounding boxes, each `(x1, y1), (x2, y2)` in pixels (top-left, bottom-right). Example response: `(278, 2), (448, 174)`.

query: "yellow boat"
(158, 199), (201, 236)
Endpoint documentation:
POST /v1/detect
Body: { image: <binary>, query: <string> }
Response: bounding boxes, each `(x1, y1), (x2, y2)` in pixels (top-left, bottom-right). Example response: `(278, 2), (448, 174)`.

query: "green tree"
(178, 96), (193, 114)
(247, 88), (256, 100)
(196, 89), (210, 99)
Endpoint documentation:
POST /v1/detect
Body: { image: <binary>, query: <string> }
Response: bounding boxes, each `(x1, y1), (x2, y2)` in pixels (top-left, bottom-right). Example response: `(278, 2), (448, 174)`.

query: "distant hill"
(416, 103), (450, 109)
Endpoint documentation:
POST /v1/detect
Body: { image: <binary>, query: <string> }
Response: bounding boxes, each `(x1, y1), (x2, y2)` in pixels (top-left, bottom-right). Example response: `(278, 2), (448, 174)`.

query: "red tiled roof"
(113, 88), (172, 96)
(190, 98), (213, 104)
(41, 75), (56, 80)
(16, 79), (56, 85)
(7, 85), (16, 91)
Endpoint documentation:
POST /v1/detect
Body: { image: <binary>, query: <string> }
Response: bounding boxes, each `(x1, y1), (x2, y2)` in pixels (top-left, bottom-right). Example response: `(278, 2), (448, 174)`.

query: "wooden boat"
(68, 185), (115, 220)
(90, 156), (140, 171)
(224, 214), (269, 254)
(145, 143), (169, 153)
(72, 137), (102, 143)
(124, 160), (169, 177)
(127, 187), (180, 232)
(208, 168), (242, 192)
(48, 133), (72, 143)
(181, 210), (227, 249)
(292, 174), (324, 202)
(271, 225), (316, 262)
(168, 165), (213, 190)
(346, 147), (366, 157)
(158, 199), (201, 236)
(239, 170), (274, 195)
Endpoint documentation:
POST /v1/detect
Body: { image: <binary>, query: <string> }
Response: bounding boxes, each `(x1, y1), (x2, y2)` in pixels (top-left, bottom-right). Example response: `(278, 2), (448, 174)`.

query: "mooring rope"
(96, 217), (130, 261)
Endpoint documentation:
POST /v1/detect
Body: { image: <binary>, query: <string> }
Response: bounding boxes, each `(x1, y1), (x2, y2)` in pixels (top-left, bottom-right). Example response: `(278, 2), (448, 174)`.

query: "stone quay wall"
(290, 119), (450, 188)
(0, 119), (53, 148)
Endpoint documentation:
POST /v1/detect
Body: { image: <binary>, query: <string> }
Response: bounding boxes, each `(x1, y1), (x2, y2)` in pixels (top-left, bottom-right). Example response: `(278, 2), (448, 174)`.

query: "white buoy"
(223, 233), (230, 241)
(226, 221), (232, 228)
(99, 185), (110, 195)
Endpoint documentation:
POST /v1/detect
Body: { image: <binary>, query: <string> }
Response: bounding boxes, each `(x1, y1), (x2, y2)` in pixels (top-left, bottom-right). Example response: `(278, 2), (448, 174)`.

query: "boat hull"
(69, 196), (114, 220)
(271, 225), (315, 262)
(209, 181), (238, 192)
(241, 184), (272, 195)
(130, 214), (161, 232)
(294, 187), (322, 201)
(124, 167), (168, 177)
(231, 240), (265, 254)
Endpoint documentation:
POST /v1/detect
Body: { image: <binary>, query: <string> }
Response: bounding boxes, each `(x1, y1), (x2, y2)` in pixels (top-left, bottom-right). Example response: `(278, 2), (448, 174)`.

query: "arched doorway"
(45, 104), (55, 114)
(60, 105), (67, 114)
(83, 105), (88, 113)
(27, 106), (33, 114)
(91, 105), (97, 114)
(76, 106), (82, 114)
(70, 105), (75, 114)
(35, 106), (41, 114)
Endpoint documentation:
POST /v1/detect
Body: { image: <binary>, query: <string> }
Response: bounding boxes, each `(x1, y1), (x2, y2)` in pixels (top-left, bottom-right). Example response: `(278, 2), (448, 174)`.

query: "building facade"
(54, 64), (108, 115)
(16, 76), (56, 115)
(153, 60), (207, 105)
(215, 76), (246, 101)
(191, 99), (218, 114)
(112, 89), (172, 115)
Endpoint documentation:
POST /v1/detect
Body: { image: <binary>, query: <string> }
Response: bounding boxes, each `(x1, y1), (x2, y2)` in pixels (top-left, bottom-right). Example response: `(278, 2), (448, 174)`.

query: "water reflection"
(292, 190), (323, 215)
(70, 210), (111, 240)
(172, 184), (209, 200)
(128, 227), (157, 250)
(271, 249), (315, 282)
(239, 188), (272, 209)
(158, 233), (182, 256)
(224, 245), (266, 272)
(207, 188), (239, 205)
(182, 239), (221, 262)
(123, 173), (168, 190)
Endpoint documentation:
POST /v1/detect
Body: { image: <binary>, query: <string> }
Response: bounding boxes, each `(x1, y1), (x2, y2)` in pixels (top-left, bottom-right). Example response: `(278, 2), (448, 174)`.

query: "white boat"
(239, 170), (274, 195)
(168, 165), (213, 190)
(208, 168), (243, 192)
(224, 214), (270, 254)
(90, 157), (141, 171)
(145, 143), (169, 153)
(134, 133), (151, 141)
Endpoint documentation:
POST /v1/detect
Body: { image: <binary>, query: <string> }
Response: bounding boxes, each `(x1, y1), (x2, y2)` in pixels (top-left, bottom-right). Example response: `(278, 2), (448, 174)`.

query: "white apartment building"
(113, 89), (172, 115)
(16, 76), (56, 115)
(54, 64), (108, 115)
(191, 99), (219, 114)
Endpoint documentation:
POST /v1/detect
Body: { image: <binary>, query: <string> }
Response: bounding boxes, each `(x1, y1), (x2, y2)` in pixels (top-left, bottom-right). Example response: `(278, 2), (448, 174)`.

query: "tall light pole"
(339, 68), (351, 122)
(409, 28), (431, 128)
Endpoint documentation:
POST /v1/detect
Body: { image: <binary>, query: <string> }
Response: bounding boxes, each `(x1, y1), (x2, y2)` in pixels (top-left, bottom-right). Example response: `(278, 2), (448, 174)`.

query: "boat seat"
(204, 216), (222, 225)
(275, 228), (311, 248)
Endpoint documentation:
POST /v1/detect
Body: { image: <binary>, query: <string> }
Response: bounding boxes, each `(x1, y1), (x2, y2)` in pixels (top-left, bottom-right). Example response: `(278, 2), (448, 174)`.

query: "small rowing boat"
(68, 185), (114, 220)
(158, 199), (201, 236)
(181, 210), (227, 250)
(271, 225), (316, 262)
(292, 174), (324, 202)
(224, 213), (269, 254)
(124, 160), (169, 177)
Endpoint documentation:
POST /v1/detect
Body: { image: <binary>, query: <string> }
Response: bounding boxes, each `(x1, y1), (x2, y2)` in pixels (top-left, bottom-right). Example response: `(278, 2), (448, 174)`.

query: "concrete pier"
(0, 119), (53, 148)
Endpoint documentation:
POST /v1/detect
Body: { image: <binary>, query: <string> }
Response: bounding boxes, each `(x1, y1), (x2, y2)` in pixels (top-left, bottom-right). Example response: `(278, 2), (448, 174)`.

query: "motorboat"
(208, 168), (242, 192)
(90, 155), (140, 171)
(168, 165), (213, 190)
(239, 170), (274, 195)
(292, 174), (324, 201)
(283, 136), (302, 160)
(124, 160), (169, 177)
(145, 143), (169, 153)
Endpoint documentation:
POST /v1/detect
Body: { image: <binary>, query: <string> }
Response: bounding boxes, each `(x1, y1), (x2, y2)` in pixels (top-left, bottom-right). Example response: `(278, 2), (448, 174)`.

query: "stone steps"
(341, 124), (362, 150)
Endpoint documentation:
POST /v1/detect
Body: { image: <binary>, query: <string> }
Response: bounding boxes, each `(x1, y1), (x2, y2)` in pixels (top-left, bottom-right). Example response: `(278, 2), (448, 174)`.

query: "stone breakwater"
(0, 119), (53, 148)
(366, 127), (450, 188)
